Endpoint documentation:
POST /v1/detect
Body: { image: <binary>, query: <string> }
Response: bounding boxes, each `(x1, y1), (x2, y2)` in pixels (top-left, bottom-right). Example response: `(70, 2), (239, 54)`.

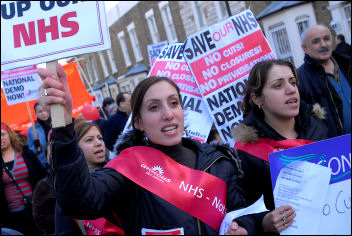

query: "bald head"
(301, 25), (331, 45)
(301, 25), (333, 63)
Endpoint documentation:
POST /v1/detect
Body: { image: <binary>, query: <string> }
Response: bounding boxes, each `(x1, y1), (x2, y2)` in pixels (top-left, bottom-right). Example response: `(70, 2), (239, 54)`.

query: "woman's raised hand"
(38, 63), (73, 125)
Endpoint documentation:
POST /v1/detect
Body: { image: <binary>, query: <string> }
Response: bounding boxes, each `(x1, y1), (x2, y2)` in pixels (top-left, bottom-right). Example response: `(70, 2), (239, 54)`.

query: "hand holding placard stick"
(38, 63), (73, 128)
(46, 60), (66, 128)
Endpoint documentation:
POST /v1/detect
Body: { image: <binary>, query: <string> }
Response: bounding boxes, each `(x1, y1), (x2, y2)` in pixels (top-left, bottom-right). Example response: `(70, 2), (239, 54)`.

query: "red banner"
(1, 62), (92, 131)
(235, 138), (314, 162)
(106, 146), (227, 232)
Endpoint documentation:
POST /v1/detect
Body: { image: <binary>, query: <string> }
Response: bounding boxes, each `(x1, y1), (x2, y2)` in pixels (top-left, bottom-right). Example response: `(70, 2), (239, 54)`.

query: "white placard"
(1, 1), (111, 71)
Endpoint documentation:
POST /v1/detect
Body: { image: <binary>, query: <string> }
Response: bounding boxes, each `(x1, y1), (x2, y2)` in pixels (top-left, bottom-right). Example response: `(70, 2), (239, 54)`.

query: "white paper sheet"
(273, 161), (331, 235)
(219, 195), (269, 235)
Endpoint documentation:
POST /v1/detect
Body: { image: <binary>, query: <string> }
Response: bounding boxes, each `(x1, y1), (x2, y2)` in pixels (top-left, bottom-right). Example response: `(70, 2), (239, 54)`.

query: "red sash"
(105, 146), (227, 232)
(81, 217), (124, 235)
(234, 138), (314, 162)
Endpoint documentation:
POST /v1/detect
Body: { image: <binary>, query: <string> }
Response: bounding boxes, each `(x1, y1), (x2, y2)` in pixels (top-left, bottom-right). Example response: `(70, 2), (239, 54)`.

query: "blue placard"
(269, 134), (351, 189)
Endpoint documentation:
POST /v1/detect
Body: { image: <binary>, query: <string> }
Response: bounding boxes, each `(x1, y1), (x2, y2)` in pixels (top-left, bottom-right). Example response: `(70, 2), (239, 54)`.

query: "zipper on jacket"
(197, 219), (202, 235)
(196, 156), (225, 235)
(202, 156), (225, 172)
(325, 75), (344, 133)
(48, 140), (56, 189)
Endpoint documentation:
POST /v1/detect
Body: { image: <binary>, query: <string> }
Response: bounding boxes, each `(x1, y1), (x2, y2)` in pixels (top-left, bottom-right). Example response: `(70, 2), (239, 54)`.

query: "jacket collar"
(232, 103), (326, 144)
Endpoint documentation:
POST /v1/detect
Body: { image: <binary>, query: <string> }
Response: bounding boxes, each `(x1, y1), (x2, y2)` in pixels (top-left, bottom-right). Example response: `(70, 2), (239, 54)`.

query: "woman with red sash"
(231, 60), (328, 234)
(37, 64), (257, 235)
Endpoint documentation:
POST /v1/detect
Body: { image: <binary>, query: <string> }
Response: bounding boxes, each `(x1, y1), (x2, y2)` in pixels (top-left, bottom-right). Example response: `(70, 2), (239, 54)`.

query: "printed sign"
(183, 10), (275, 146)
(1, 62), (92, 131)
(269, 134), (351, 235)
(149, 43), (213, 143)
(147, 40), (168, 68)
(1, 65), (41, 105)
(1, 1), (110, 71)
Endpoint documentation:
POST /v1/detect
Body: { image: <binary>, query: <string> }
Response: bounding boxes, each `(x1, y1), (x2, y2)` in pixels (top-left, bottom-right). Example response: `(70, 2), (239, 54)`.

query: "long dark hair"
(131, 76), (182, 130)
(75, 122), (102, 143)
(242, 60), (299, 117)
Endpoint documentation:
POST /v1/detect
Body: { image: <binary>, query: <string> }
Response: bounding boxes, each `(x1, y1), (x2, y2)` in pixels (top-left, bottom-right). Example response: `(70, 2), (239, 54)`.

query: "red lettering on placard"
(60, 11), (79, 38)
(13, 11), (79, 48)
(38, 16), (59, 43)
(13, 21), (37, 48)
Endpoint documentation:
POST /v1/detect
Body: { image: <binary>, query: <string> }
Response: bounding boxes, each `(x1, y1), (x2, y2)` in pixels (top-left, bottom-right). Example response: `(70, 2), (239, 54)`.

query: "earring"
(258, 104), (263, 110)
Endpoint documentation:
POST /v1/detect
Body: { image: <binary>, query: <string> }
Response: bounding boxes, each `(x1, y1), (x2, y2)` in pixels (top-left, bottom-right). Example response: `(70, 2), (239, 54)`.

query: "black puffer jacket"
(51, 123), (255, 235)
(232, 103), (328, 234)
(298, 52), (351, 138)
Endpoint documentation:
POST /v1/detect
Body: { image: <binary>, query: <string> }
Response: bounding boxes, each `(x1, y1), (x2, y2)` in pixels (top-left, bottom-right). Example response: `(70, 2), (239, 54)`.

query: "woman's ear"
(250, 92), (264, 107)
(134, 119), (144, 132)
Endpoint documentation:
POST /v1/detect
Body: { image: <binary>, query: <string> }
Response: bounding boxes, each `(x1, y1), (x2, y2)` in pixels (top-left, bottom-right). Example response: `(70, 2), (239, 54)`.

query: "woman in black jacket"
(232, 60), (328, 234)
(37, 64), (255, 235)
(1, 122), (47, 234)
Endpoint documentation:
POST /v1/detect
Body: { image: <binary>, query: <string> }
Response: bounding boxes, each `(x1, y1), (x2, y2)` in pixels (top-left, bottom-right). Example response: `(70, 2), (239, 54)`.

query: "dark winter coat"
(232, 103), (328, 234)
(335, 42), (351, 57)
(32, 175), (56, 235)
(0, 146), (47, 228)
(50, 122), (257, 235)
(103, 110), (129, 151)
(298, 52), (351, 138)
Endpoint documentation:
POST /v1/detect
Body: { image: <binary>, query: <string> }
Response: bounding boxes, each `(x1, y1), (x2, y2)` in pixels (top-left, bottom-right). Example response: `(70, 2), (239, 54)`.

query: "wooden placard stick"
(46, 60), (66, 128)
(75, 60), (107, 120)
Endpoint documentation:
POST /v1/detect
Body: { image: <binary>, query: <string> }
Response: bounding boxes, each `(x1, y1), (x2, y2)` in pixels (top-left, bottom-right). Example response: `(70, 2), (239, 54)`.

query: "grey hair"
(301, 24), (332, 46)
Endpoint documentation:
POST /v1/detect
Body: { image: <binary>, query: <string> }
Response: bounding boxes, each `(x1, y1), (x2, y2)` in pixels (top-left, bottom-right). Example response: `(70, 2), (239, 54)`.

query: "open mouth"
(94, 150), (104, 155)
(161, 125), (177, 134)
(286, 99), (297, 104)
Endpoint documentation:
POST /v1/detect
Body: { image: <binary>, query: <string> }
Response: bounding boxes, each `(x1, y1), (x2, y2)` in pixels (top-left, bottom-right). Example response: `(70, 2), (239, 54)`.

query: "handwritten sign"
(269, 134), (351, 235)
(1, 1), (110, 71)
(149, 43), (213, 143)
(1, 65), (41, 105)
(183, 10), (275, 146)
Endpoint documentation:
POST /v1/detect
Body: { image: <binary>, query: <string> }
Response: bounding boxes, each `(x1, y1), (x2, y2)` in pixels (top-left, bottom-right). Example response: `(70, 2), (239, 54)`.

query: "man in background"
(104, 92), (131, 153)
(335, 34), (351, 57)
(298, 25), (351, 138)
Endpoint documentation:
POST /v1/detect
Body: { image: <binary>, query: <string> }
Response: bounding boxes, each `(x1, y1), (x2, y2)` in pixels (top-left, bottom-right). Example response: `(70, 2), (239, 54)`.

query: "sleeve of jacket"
(22, 145), (47, 183)
(32, 180), (56, 234)
(27, 127), (36, 154)
(52, 125), (131, 219)
(104, 116), (119, 151)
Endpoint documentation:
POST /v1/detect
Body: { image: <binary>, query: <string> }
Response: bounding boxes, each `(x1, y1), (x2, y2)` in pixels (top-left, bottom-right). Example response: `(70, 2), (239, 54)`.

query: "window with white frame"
(98, 51), (109, 78)
(159, 1), (177, 43)
(270, 25), (294, 64)
(296, 16), (310, 36)
(216, 2), (227, 21)
(192, 1), (207, 30)
(90, 57), (99, 82)
(107, 49), (118, 74)
(145, 9), (160, 44)
(118, 31), (132, 67)
(344, 4), (351, 32)
(127, 22), (143, 62)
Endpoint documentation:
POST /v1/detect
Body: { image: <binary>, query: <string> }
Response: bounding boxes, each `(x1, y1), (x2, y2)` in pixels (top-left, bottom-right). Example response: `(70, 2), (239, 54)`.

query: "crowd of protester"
(1, 24), (350, 235)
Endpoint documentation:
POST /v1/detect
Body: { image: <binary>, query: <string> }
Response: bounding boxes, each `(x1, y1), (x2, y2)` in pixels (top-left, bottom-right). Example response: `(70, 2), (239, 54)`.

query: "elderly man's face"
(302, 26), (333, 62)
